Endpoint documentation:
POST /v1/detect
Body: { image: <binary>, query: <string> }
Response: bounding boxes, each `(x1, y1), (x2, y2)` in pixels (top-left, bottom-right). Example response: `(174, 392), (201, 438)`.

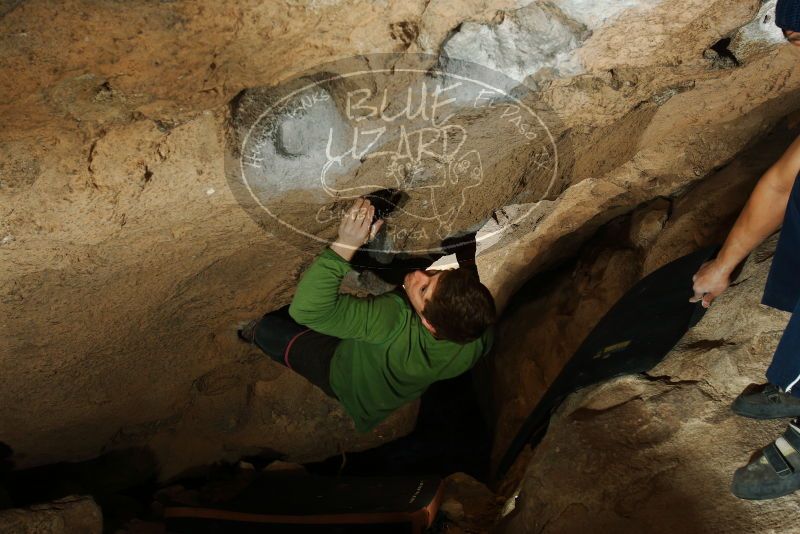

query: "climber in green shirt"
(238, 197), (496, 432)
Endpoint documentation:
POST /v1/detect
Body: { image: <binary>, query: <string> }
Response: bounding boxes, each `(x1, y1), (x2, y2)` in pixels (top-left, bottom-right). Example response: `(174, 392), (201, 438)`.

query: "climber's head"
(776, 0), (800, 46)
(403, 267), (495, 343)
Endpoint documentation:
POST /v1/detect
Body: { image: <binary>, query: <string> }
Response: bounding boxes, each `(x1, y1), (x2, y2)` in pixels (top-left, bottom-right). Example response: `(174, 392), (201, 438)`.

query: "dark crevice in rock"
(704, 37), (741, 69)
(680, 339), (735, 351)
(228, 88), (249, 121)
(710, 37), (740, 66)
(569, 396), (644, 421)
(152, 119), (175, 133)
(87, 141), (98, 175)
(649, 80), (696, 106)
(728, 275), (752, 288)
(639, 372), (701, 386)
(755, 250), (776, 263)
(86, 129), (109, 181)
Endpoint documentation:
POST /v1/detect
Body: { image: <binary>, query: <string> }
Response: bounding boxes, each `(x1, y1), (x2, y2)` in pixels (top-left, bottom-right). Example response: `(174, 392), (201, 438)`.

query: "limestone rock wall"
(486, 119), (800, 478)
(0, 495), (102, 534)
(1, 0), (800, 481)
(499, 234), (797, 533)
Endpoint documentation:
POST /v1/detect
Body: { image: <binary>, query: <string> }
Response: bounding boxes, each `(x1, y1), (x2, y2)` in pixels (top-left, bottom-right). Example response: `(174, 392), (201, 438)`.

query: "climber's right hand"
(330, 198), (384, 262)
(690, 259), (732, 309)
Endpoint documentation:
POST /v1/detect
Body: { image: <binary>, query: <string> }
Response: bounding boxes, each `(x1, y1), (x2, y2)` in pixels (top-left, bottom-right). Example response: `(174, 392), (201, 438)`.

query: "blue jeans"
(763, 173), (800, 396)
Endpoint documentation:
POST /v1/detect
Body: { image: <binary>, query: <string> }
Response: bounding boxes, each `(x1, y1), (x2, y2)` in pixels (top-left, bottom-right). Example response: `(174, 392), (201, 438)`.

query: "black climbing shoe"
(237, 319), (257, 344)
(731, 383), (800, 419)
(732, 421), (800, 500)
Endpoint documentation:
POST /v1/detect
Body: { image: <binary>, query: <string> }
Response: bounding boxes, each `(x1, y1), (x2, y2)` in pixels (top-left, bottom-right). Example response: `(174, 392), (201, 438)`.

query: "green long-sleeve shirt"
(288, 247), (494, 432)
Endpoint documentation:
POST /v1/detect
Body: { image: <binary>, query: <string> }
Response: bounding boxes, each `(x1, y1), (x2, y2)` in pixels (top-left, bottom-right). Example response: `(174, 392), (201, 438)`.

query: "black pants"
(253, 305), (341, 398)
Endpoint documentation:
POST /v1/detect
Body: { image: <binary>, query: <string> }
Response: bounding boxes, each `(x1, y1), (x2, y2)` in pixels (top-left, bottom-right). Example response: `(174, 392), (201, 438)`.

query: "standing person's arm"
(692, 134), (800, 307)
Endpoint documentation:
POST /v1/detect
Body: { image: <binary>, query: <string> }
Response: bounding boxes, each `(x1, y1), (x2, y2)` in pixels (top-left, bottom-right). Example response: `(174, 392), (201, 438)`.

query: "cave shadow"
(0, 447), (159, 531)
(350, 247), (445, 286)
(304, 369), (493, 482)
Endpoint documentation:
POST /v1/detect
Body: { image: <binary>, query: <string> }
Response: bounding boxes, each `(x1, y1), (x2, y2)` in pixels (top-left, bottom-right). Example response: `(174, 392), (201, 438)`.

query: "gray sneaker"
(732, 420), (800, 500)
(732, 383), (800, 419)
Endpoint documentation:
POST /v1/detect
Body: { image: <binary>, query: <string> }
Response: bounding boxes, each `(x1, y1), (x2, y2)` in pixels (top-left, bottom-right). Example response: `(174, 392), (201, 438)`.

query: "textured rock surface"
(2, 0), (800, 482)
(485, 119), (800, 477)
(0, 495), (102, 534)
(439, 472), (505, 533)
(500, 235), (798, 533)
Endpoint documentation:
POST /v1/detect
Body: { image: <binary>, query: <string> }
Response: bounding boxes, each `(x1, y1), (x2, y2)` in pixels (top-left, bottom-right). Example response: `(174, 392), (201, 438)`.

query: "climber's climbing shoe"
(732, 421), (800, 500)
(237, 319), (258, 344)
(731, 383), (800, 419)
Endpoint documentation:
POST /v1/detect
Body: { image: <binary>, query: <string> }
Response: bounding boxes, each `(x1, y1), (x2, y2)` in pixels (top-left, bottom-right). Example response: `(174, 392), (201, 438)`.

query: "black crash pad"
(164, 473), (443, 534)
(494, 245), (718, 479)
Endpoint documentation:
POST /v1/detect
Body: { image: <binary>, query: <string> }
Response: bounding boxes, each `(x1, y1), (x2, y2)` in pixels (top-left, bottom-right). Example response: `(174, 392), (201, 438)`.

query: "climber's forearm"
(717, 169), (792, 274)
(330, 241), (357, 262)
(716, 134), (800, 273)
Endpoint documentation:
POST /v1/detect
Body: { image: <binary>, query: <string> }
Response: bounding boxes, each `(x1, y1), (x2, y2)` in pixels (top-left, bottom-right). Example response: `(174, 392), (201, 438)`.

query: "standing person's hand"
(690, 259), (732, 308)
(330, 198), (384, 262)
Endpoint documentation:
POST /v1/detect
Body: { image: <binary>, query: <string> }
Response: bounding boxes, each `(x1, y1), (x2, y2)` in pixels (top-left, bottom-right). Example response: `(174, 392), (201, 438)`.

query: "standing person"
(691, 11), (800, 495)
(239, 197), (495, 434)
